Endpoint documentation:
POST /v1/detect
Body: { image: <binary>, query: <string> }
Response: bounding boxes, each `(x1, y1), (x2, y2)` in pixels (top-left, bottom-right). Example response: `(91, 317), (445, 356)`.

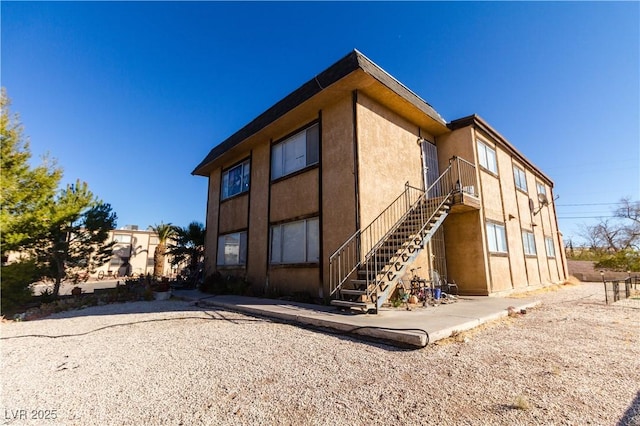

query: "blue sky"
(2, 2), (638, 244)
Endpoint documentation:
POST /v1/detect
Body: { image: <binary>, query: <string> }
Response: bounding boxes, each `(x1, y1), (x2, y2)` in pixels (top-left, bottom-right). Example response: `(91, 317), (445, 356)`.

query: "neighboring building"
(193, 50), (568, 311)
(93, 227), (175, 278)
(4, 227), (176, 279)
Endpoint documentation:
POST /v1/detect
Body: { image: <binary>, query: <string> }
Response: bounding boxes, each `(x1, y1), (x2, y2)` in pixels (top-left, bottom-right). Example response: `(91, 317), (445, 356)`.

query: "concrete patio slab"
(173, 290), (539, 348)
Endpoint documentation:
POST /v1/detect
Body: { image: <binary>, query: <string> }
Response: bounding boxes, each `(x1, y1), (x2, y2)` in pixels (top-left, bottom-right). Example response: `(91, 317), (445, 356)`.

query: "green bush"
(1, 259), (39, 314)
(200, 272), (250, 295)
(595, 249), (640, 272)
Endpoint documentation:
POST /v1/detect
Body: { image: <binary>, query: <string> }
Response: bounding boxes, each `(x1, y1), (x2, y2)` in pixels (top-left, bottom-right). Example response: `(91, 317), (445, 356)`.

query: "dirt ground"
(1, 281), (639, 425)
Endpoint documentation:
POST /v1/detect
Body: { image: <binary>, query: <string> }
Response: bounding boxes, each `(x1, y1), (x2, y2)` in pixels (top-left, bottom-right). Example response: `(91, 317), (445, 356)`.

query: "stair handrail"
(329, 156), (476, 297)
(366, 163), (455, 287)
(329, 183), (422, 296)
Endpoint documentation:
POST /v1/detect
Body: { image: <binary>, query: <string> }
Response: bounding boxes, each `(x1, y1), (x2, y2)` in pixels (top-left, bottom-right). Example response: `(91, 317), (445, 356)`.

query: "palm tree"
(150, 222), (176, 279)
(167, 221), (205, 283)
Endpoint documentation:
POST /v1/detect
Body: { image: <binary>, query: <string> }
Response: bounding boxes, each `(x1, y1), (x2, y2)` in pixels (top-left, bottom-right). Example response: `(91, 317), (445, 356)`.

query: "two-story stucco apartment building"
(193, 50), (567, 311)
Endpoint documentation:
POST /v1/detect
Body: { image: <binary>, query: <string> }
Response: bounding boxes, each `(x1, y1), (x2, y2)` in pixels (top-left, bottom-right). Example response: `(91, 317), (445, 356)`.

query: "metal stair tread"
(340, 288), (367, 296)
(330, 300), (371, 309)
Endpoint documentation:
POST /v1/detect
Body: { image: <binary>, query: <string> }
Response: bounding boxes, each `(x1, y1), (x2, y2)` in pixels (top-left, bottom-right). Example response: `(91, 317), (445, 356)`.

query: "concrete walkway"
(174, 289), (539, 348)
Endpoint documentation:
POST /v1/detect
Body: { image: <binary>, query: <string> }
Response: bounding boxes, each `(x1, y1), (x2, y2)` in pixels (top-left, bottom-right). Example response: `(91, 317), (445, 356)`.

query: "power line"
(558, 215), (617, 219)
(556, 202), (629, 207)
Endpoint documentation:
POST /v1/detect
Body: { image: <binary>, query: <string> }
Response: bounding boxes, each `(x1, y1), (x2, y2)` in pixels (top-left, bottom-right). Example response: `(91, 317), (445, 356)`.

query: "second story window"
(536, 182), (547, 197)
(513, 166), (528, 192)
(222, 159), (250, 200)
(271, 124), (319, 180)
(477, 140), (498, 174)
(113, 234), (132, 243)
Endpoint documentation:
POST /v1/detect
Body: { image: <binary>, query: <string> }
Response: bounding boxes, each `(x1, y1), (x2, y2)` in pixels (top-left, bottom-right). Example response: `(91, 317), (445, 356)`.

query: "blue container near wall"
(433, 288), (441, 300)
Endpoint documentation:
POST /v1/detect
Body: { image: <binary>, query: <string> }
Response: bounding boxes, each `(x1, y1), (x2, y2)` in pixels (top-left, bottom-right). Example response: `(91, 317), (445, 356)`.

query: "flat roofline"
(193, 50), (446, 176)
(449, 114), (554, 186)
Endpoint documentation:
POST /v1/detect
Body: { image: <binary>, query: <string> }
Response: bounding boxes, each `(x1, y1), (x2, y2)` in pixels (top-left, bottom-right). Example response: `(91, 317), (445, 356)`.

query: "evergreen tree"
(34, 180), (117, 297)
(1, 88), (117, 300)
(0, 88), (62, 257)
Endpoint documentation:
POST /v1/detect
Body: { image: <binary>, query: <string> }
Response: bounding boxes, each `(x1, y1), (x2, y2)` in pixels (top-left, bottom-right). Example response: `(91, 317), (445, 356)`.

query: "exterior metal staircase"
(329, 156), (476, 313)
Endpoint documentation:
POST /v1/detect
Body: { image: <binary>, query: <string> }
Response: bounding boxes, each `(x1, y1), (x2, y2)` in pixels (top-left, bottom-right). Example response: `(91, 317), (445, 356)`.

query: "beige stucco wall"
(435, 126), (476, 172)
(247, 144), (270, 287)
(204, 169), (221, 274)
(267, 267), (321, 296)
(219, 195), (249, 234)
(442, 210), (488, 294)
(473, 126), (567, 294)
(435, 127), (488, 294)
(270, 170), (319, 223)
(356, 93), (426, 228)
(321, 94), (358, 298)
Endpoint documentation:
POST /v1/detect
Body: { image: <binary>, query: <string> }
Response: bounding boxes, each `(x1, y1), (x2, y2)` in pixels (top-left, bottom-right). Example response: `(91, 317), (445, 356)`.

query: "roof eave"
(448, 114), (554, 186)
(193, 50), (448, 176)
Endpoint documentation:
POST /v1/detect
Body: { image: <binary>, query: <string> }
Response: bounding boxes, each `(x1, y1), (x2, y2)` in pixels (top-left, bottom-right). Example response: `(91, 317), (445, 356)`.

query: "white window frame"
(513, 166), (528, 192)
(217, 231), (247, 266)
(486, 222), (508, 253)
(477, 140), (498, 174)
(221, 159), (250, 200)
(270, 217), (319, 264)
(271, 124), (319, 180)
(536, 182), (547, 197)
(113, 234), (132, 243)
(545, 236), (556, 258)
(522, 231), (537, 255)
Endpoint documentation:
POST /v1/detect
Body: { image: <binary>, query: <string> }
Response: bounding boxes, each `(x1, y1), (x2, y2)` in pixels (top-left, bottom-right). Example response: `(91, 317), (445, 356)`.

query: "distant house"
(93, 227), (175, 278)
(193, 50), (568, 311)
(4, 227), (175, 279)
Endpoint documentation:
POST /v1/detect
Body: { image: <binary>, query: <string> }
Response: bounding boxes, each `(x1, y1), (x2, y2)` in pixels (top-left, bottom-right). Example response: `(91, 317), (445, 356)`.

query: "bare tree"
(581, 198), (639, 252)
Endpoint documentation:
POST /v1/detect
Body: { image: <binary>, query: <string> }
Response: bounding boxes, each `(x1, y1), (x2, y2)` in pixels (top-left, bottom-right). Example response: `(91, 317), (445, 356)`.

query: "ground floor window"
(270, 217), (319, 264)
(217, 231), (247, 266)
(545, 236), (556, 258)
(486, 222), (507, 253)
(522, 231), (537, 255)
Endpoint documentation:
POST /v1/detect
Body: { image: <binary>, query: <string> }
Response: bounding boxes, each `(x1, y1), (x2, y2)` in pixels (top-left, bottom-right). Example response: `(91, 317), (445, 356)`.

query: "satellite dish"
(538, 193), (549, 207)
(528, 198), (535, 212)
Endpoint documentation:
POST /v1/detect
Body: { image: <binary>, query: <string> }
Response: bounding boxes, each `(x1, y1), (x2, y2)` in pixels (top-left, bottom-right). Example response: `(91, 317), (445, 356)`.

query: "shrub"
(1, 259), (39, 314)
(595, 249), (640, 272)
(200, 272), (250, 295)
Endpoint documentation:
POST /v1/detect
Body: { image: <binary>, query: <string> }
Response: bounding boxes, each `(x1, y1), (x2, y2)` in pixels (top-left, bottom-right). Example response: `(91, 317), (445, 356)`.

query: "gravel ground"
(1, 281), (639, 426)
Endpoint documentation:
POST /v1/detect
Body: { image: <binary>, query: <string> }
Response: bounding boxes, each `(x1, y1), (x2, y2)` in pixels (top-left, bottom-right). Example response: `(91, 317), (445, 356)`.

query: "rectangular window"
(147, 257), (155, 267)
(222, 159), (250, 200)
(522, 231), (537, 255)
(270, 218), (319, 264)
(271, 124), (319, 180)
(113, 234), (132, 243)
(513, 166), (528, 192)
(477, 140), (498, 174)
(486, 222), (507, 253)
(110, 257), (122, 267)
(545, 237), (556, 258)
(149, 236), (159, 245)
(536, 182), (547, 196)
(217, 231), (247, 266)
